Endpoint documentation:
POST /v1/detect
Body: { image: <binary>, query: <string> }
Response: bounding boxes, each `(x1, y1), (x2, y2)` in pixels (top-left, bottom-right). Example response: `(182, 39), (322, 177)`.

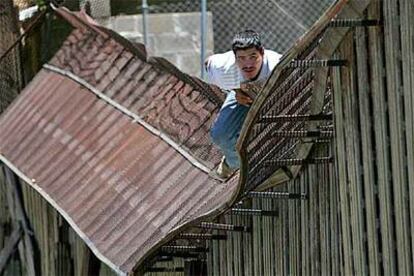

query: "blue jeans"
(210, 91), (250, 169)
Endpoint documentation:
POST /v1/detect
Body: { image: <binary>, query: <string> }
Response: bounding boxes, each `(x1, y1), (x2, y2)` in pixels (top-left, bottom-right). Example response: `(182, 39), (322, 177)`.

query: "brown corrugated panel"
(50, 8), (225, 170)
(0, 8), (237, 274)
(0, 69), (238, 274)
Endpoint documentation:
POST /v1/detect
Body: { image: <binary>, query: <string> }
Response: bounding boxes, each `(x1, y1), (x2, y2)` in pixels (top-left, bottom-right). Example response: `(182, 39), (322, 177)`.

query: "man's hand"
(235, 79), (267, 106)
(235, 89), (253, 106)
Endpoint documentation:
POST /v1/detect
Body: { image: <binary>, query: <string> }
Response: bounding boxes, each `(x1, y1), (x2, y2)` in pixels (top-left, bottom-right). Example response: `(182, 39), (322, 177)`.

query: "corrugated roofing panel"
(49, 11), (225, 170)
(0, 69), (238, 273)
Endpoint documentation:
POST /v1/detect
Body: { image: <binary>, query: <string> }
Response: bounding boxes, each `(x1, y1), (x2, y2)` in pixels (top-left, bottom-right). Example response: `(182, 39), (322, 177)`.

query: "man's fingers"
(239, 95), (252, 103)
(235, 93), (253, 106)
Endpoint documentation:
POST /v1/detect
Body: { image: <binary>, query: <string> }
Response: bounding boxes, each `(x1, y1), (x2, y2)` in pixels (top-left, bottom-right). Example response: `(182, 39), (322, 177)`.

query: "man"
(206, 30), (282, 178)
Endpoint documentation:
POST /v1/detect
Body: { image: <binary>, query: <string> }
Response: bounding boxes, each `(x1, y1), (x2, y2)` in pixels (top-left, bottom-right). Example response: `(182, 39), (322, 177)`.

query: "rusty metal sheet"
(0, 70), (238, 274)
(49, 12), (224, 170)
(0, 8), (238, 273)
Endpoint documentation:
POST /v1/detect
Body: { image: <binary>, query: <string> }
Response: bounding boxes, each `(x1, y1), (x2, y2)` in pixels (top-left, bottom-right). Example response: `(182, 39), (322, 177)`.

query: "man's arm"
(204, 56), (216, 84)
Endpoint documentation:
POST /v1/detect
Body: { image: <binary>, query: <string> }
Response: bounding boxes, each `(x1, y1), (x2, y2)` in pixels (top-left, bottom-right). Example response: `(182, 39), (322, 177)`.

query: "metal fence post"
(142, 0), (149, 45)
(200, 0), (207, 79)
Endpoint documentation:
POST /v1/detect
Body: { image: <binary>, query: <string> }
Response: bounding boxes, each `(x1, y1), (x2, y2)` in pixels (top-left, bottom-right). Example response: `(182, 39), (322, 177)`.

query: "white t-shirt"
(205, 49), (282, 90)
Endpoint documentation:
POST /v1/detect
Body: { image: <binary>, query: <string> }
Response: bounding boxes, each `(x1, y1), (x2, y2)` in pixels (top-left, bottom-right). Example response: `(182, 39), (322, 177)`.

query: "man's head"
(232, 30), (264, 80)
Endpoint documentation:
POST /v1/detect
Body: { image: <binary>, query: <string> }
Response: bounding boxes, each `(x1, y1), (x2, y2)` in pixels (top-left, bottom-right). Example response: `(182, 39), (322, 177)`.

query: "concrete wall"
(80, 0), (111, 18)
(99, 12), (214, 78)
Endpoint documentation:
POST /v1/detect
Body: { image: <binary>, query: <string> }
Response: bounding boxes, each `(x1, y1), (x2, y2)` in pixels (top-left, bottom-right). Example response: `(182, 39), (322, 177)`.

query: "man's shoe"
(217, 157), (235, 179)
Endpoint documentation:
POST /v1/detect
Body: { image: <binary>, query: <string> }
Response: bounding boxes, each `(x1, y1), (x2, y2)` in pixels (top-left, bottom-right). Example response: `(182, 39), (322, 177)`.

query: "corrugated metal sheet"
(50, 8), (225, 170)
(0, 69), (238, 274)
(0, 8), (238, 274)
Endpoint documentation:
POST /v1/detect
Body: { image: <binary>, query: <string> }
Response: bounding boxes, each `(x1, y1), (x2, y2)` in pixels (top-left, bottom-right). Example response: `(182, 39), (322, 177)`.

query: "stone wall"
(99, 12), (214, 78)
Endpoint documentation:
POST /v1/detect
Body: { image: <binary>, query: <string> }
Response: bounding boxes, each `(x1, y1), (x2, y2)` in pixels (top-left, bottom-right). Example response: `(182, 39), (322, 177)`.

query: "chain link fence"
(0, 0), (21, 113)
(107, 0), (334, 52)
(0, 0), (75, 114)
(144, 0), (334, 53)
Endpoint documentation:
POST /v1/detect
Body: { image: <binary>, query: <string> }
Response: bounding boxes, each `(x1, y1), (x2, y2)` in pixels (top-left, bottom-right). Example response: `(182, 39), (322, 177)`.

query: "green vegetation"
(34, 0), (47, 9)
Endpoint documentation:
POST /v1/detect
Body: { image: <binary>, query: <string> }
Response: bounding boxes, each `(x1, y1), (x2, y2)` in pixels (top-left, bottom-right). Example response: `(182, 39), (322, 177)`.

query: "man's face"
(235, 47), (264, 80)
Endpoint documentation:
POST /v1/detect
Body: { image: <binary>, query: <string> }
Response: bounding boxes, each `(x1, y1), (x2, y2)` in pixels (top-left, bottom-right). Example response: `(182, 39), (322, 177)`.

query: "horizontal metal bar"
(248, 191), (308, 200)
(161, 246), (208, 253)
(318, 124), (334, 130)
(258, 113), (333, 123)
(178, 233), (227, 240)
(230, 208), (278, 217)
(329, 19), (381, 27)
(273, 130), (333, 138)
(158, 252), (199, 258)
(265, 157), (333, 166)
(302, 139), (332, 144)
(288, 59), (347, 68)
(199, 222), (249, 232)
(155, 255), (173, 262)
(146, 267), (184, 272)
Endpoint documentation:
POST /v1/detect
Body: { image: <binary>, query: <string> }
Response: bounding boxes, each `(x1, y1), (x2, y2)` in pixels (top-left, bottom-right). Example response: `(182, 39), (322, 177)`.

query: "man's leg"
(210, 91), (249, 169)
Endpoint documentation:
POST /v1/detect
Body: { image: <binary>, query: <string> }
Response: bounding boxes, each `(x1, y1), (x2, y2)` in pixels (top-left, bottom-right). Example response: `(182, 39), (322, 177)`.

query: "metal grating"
(237, 0), (342, 192)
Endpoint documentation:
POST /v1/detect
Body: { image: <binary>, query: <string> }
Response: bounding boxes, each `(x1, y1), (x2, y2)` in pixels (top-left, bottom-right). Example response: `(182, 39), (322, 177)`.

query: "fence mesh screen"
(0, 0), (76, 114)
(0, 0), (21, 113)
(145, 0), (334, 53)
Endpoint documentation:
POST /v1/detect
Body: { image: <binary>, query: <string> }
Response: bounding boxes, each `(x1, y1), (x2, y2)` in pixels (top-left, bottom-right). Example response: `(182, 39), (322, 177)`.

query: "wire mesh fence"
(0, 0), (75, 114)
(106, 0), (334, 52)
(143, 0), (334, 53)
(0, 0), (21, 113)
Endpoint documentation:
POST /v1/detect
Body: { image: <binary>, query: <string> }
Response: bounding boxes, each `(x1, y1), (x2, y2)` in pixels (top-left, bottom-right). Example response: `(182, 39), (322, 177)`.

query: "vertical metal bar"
(42, 12), (51, 63)
(383, 0), (411, 273)
(355, 23), (381, 275)
(200, 0), (207, 79)
(367, 2), (396, 274)
(142, 0), (149, 45)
